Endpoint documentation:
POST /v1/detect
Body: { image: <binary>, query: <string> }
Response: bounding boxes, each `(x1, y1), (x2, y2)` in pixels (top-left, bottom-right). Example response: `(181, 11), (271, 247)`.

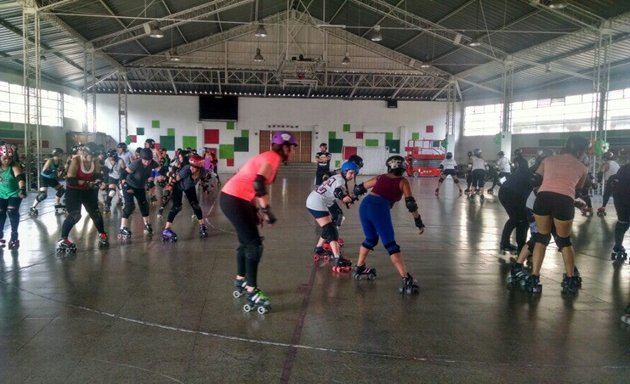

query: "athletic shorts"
(442, 169), (457, 177)
(307, 208), (330, 219)
(40, 176), (59, 188)
(533, 191), (575, 221)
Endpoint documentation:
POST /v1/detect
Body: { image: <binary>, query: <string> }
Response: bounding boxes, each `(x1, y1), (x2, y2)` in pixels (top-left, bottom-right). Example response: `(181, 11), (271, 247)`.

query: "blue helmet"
(340, 161), (359, 179)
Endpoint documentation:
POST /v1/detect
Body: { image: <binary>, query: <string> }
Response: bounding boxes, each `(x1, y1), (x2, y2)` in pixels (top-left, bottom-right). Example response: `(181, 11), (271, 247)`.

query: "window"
(463, 104), (502, 136)
(0, 81), (63, 126)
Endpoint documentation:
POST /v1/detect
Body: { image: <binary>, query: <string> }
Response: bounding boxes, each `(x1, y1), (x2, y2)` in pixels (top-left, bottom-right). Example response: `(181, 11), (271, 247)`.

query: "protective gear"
(555, 235), (572, 251)
(513, 148), (523, 157)
(333, 187), (346, 200)
(108, 188), (116, 198)
(405, 196), (418, 212)
(253, 174), (267, 197)
(498, 151), (504, 157)
(530, 173), (543, 187)
(261, 206), (276, 224)
(272, 131), (298, 146)
(604, 151), (615, 160)
(117, 142), (127, 150)
(473, 148), (482, 157)
(321, 222), (339, 243)
(414, 216), (425, 230)
(55, 187), (65, 198)
(467, 151), (473, 158)
(531, 232), (551, 246)
(145, 138), (156, 149)
(353, 183), (367, 197)
(71, 145), (81, 155)
(0, 144), (14, 158)
(82, 142), (99, 155)
(36, 191), (47, 202)
(51, 148), (64, 156)
(188, 154), (204, 168)
(386, 155), (406, 176)
(384, 241), (401, 255)
(140, 148), (153, 160)
(446, 152), (453, 160)
(340, 161), (360, 179)
(107, 149), (118, 159)
(564, 135), (589, 156)
(348, 155), (364, 169)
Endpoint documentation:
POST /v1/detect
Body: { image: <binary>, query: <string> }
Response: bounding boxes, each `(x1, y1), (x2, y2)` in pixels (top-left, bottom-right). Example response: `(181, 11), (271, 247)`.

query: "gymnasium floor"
(1, 174), (629, 383)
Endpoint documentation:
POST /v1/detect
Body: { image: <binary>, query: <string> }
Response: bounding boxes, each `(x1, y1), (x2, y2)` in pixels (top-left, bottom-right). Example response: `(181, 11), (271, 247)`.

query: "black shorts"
(442, 169), (457, 177)
(40, 176), (59, 188)
(533, 191), (575, 221)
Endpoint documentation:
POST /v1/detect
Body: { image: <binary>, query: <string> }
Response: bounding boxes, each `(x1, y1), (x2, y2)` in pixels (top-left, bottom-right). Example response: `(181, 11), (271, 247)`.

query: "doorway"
(259, 130), (312, 163)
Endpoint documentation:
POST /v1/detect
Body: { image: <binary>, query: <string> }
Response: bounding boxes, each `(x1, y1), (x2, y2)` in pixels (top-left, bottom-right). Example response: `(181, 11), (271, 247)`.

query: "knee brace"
(384, 241), (401, 255)
(108, 188), (116, 198)
(531, 232), (551, 246)
(321, 222), (339, 243)
(55, 187), (65, 198)
(244, 244), (264, 262)
(362, 238), (378, 250)
(555, 235), (572, 251)
(36, 191), (47, 202)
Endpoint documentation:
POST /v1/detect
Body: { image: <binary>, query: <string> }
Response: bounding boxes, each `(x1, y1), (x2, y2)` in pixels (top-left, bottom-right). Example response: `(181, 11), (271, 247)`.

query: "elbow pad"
(333, 187), (346, 200)
(405, 196), (418, 213)
(353, 183), (367, 197)
(530, 173), (543, 188)
(67, 177), (78, 186)
(253, 174), (267, 197)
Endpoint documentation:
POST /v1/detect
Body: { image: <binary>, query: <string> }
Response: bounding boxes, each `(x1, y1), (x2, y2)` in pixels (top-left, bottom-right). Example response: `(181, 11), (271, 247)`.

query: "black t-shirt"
(316, 151), (330, 171)
(126, 159), (159, 189)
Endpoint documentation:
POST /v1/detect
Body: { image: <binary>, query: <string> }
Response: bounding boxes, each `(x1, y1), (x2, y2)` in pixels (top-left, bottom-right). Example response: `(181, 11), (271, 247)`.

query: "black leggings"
(0, 197), (22, 240)
(471, 169), (486, 189)
(498, 188), (528, 251)
(167, 187), (202, 223)
(122, 187), (150, 218)
(62, 188), (104, 238)
(219, 192), (264, 288)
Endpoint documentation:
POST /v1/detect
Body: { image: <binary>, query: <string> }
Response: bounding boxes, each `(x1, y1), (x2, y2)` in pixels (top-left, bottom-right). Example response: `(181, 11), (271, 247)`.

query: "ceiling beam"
(97, 0), (150, 55)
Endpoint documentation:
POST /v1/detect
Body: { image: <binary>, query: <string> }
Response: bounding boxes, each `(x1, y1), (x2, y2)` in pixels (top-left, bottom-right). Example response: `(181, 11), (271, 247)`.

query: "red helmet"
(0, 144), (14, 158)
(188, 154), (205, 168)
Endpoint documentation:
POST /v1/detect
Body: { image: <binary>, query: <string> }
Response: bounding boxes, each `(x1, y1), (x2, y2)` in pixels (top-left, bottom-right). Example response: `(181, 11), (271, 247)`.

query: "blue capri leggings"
(359, 194), (397, 253)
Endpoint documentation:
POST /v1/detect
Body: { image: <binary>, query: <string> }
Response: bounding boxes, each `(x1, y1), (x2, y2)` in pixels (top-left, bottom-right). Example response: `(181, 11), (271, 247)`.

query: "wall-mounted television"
(199, 95), (238, 121)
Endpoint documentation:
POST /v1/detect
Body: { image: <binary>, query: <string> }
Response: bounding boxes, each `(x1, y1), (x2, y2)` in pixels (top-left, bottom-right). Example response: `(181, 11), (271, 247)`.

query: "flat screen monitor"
(199, 95), (238, 121)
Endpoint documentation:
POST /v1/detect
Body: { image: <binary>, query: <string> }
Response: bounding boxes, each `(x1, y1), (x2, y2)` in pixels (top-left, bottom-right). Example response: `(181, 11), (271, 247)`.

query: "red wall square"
(343, 146), (357, 160)
(226, 158), (234, 167)
(129, 135), (137, 143)
(204, 129), (220, 144)
(426, 125), (434, 133)
(355, 132), (364, 139)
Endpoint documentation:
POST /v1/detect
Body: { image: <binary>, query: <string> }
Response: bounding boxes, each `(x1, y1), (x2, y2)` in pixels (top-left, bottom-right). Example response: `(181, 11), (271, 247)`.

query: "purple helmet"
(272, 131), (298, 146)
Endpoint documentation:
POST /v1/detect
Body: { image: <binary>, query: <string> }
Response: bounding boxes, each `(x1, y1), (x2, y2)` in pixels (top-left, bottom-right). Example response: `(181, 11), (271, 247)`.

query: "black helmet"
(117, 142), (127, 150)
(446, 152), (453, 159)
(140, 148), (153, 160)
(604, 151), (615, 160)
(107, 149), (118, 159)
(145, 138), (156, 149)
(513, 148), (523, 157)
(71, 144), (82, 155)
(473, 148), (482, 157)
(82, 142), (99, 155)
(51, 148), (64, 156)
(467, 151), (473, 158)
(497, 151), (504, 157)
(386, 155), (406, 176)
(135, 147), (142, 155)
(564, 135), (589, 157)
(348, 154), (364, 169)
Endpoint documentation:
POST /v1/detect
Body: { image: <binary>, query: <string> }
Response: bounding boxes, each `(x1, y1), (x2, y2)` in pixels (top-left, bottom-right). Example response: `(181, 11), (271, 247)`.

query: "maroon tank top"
(67, 160), (94, 190)
(371, 174), (403, 203)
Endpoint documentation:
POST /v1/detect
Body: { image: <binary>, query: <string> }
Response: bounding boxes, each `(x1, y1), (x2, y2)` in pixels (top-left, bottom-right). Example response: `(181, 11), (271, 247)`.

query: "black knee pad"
(321, 222), (339, 243)
(55, 187), (65, 198)
(531, 232), (551, 246)
(244, 244), (264, 262)
(384, 241), (401, 255)
(107, 188), (116, 198)
(362, 238), (378, 250)
(555, 235), (572, 251)
(36, 191), (47, 202)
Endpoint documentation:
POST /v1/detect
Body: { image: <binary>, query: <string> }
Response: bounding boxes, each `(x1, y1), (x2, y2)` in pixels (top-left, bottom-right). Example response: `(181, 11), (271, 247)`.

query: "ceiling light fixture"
(548, 0), (568, 9)
(468, 39), (481, 47)
(255, 24), (268, 38)
(420, 61), (431, 68)
(370, 25), (383, 42)
(143, 23), (164, 38)
(253, 48), (264, 62)
(342, 52), (350, 65)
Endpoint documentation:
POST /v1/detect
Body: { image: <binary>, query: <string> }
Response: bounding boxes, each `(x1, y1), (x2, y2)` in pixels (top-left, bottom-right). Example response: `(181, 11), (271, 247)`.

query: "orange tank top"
(221, 151), (282, 201)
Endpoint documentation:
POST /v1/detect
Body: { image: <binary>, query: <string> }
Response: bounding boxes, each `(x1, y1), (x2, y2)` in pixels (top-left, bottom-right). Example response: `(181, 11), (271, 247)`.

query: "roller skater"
(56, 238), (77, 255)
(161, 227), (177, 242)
(599, 150), (620, 196)
(470, 149), (487, 201)
(102, 149), (125, 213)
(351, 155), (425, 292)
(609, 162), (630, 264)
(434, 152), (463, 197)
(220, 131), (297, 312)
(119, 148), (159, 242)
(29, 147), (65, 218)
(59, 142), (109, 252)
(306, 161), (359, 272)
(243, 288), (271, 314)
(0, 144), (27, 251)
(353, 264), (377, 280)
(488, 151), (511, 194)
(116, 142), (133, 167)
(314, 142), (331, 187)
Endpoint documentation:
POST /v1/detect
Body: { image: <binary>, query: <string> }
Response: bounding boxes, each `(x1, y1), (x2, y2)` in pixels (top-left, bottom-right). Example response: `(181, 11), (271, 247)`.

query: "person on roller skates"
(352, 155), (425, 294)
(118, 148), (159, 241)
(220, 131), (297, 314)
(434, 152), (462, 197)
(306, 161), (359, 272)
(57, 143), (109, 253)
(0, 144), (27, 250)
(30, 148), (65, 217)
(160, 154), (209, 242)
(609, 162), (630, 262)
(102, 149), (125, 214)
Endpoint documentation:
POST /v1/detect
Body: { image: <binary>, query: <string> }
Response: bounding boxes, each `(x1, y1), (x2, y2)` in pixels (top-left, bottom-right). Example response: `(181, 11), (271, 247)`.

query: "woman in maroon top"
(352, 155), (425, 294)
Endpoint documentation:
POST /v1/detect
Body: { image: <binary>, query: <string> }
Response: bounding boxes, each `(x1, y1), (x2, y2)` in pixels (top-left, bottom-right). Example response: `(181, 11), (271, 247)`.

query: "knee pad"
(555, 235), (572, 251)
(108, 188), (116, 198)
(531, 232), (551, 246)
(384, 241), (401, 255)
(36, 191), (47, 202)
(244, 244), (264, 262)
(67, 210), (82, 224)
(321, 222), (339, 243)
(55, 187), (65, 198)
(362, 238), (378, 250)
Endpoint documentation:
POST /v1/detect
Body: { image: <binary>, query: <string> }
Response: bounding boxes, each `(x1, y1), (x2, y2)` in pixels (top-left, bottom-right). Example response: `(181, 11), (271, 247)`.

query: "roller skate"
(353, 264), (377, 280)
(243, 288), (271, 314)
(561, 275), (580, 296)
(56, 238), (77, 255)
(54, 204), (66, 215)
(118, 227), (132, 241)
(161, 228), (177, 242)
(8, 233), (19, 250)
(0, 232), (4, 248)
(611, 245), (627, 262)
(581, 207), (593, 217)
(434, 188), (439, 196)
(322, 238), (344, 253)
(523, 274), (542, 295)
(29, 207), (38, 218)
(479, 193), (485, 202)
(232, 279), (247, 298)
(313, 246), (330, 263)
(506, 263), (529, 290)
(199, 224), (208, 238)
(399, 273), (419, 295)
(150, 195), (157, 205)
(500, 243), (518, 255)
(143, 223), (153, 236)
(157, 207), (164, 221)
(561, 266), (582, 288)
(102, 206), (111, 215)
(98, 233), (109, 248)
(596, 207), (606, 217)
(331, 256), (352, 273)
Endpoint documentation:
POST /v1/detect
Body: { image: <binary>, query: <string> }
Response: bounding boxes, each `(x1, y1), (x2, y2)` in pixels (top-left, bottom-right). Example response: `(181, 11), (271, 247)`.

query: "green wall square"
(412, 132), (420, 140)
(159, 135), (175, 150)
(167, 128), (175, 136)
(234, 137), (249, 152)
(219, 144), (234, 159)
(152, 120), (160, 128)
(136, 127), (145, 135)
(365, 139), (379, 147)
(182, 136), (197, 149)
(335, 160), (341, 168)
(329, 138), (343, 153)
(227, 121), (235, 130)
(385, 139), (400, 153)
(328, 131), (336, 139)
(385, 132), (394, 140)
(241, 130), (249, 138)
(343, 124), (351, 132)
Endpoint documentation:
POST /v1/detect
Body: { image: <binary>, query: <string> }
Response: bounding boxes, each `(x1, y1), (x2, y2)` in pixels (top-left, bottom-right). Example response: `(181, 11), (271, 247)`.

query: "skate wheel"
(367, 274), (376, 281)
(243, 304), (252, 312)
(257, 306), (267, 315)
(233, 290), (242, 299)
(323, 255), (330, 262)
(313, 255), (320, 262)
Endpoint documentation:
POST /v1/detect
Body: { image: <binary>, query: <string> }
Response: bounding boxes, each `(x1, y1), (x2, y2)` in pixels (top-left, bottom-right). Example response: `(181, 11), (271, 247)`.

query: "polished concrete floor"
(1, 175), (629, 383)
